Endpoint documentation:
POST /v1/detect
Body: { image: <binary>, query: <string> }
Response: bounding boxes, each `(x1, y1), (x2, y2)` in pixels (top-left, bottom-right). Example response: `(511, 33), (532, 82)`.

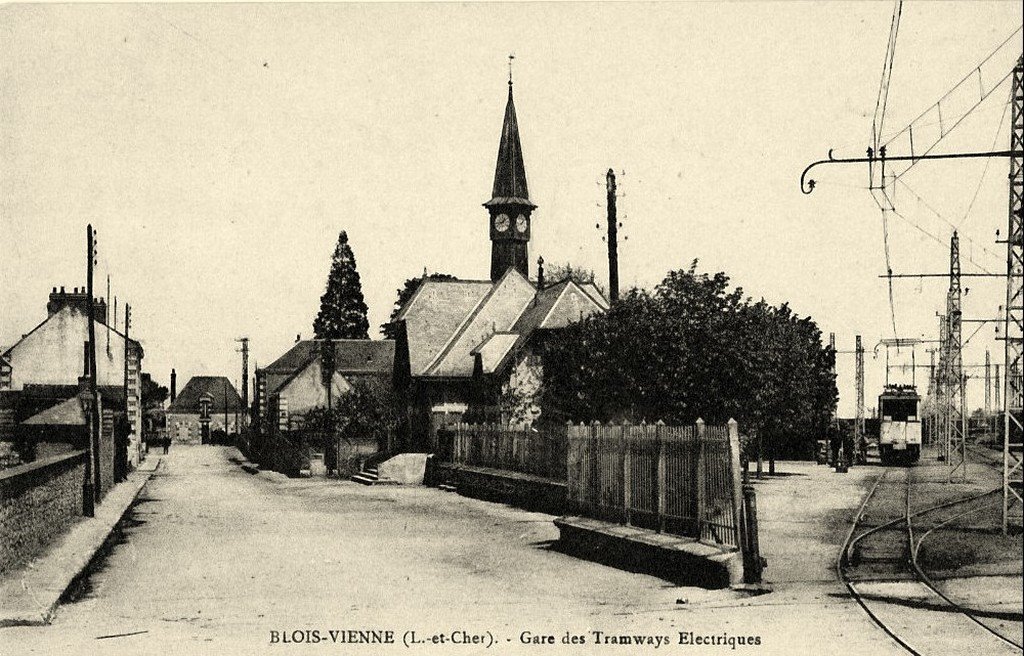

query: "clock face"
(494, 213), (510, 232)
(515, 214), (528, 233)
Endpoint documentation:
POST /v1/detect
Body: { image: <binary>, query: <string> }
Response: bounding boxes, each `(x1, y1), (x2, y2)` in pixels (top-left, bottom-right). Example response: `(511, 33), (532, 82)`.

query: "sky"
(1, 1), (1021, 416)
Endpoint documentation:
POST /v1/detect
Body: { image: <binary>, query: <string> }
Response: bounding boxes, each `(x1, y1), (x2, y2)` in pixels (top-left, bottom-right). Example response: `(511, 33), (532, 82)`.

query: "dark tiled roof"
(167, 376), (243, 414)
(262, 340), (395, 396)
(263, 341), (318, 374)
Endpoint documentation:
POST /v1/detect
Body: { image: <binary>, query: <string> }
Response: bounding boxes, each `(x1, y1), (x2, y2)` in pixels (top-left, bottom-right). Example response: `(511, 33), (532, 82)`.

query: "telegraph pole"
(236, 337), (250, 429)
(985, 349), (992, 416)
(1002, 54), (1023, 533)
(605, 169), (619, 303)
(86, 226), (100, 511)
(946, 232), (968, 481)
(856, 335), (865, 463)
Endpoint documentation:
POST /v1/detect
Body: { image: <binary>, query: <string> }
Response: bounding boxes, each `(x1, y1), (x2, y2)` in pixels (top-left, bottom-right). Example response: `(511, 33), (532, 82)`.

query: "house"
(390, 78), (608, 450)
(0, 287), (143, 468)
(254, 339), (395, 432)
(166, 376), (243, 444)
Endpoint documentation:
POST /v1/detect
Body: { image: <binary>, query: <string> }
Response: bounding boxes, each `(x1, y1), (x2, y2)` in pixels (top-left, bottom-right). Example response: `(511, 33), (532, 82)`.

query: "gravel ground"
(0, 448), (951, 656)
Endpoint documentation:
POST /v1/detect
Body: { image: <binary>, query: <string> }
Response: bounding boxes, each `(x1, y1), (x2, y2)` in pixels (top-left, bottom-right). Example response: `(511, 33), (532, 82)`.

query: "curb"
(0, 459), (161, 627)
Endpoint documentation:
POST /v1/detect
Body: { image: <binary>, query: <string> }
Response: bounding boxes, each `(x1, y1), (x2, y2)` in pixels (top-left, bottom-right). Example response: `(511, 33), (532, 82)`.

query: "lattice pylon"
(947, 232), (968, 482)
(1002, 54), (1023, 533)
(936, 314), (949, 459)
(856, 335), (865, 457)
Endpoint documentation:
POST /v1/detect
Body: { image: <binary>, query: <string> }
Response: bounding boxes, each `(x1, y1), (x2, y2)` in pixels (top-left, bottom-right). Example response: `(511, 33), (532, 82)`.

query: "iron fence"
(566, 419), (742, 549)
(446, 422), (568, 481)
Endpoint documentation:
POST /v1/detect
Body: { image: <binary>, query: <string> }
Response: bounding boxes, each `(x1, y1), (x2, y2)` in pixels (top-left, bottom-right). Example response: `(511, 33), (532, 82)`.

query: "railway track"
(838, 463), (1023, 655)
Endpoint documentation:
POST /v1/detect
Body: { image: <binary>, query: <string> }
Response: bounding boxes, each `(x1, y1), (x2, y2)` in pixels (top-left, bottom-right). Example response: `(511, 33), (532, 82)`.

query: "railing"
(446, 422), (568, 481)
(566, 419), (742, 549)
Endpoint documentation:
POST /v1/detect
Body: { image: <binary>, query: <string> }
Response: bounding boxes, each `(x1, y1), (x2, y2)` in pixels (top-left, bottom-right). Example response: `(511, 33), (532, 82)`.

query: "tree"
(140, 373), (169, 409)
(380, 272), (457, 339)
(314, 231), (370, 340)
(544, 262), (606, 296)
(541, 260), (836, 458)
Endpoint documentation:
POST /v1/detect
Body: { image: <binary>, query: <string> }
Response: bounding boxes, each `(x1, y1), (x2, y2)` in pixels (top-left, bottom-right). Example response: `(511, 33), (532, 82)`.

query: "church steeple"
(485, 71), (536, 282)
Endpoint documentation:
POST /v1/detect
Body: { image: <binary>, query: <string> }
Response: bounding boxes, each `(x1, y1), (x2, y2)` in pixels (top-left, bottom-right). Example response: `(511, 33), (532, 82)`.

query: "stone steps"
(350, 466), (399, 486)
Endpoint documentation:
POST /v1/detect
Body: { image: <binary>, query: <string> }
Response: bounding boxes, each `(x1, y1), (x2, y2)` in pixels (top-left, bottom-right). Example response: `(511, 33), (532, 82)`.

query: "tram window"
(880, 398), (918, 421)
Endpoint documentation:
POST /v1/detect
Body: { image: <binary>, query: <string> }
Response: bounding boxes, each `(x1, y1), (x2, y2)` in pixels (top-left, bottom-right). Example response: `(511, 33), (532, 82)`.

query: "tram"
(877, 384), (922, 465)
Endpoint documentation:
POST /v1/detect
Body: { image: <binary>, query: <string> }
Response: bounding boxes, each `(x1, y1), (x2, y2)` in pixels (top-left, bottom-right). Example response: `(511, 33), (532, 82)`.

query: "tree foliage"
(301, 379), (398, 448)
(544, 262), (606, 296)
(140, 373), (169, 409)
(380, 272), (457, 339)
(541, 261), (836, 458)
(314, 231), (370, 340)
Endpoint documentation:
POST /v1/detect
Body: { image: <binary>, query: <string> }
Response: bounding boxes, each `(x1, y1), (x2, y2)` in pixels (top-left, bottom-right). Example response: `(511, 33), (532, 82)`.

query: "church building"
(391, 76), (608, 451)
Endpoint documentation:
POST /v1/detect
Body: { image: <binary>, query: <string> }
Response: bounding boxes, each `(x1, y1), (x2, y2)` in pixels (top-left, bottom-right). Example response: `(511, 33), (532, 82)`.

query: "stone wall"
(0, 450), (86, 575)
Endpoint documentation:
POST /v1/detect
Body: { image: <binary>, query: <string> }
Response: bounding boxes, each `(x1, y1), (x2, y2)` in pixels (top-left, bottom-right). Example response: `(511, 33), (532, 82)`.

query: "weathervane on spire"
(508, 53), (515, 86)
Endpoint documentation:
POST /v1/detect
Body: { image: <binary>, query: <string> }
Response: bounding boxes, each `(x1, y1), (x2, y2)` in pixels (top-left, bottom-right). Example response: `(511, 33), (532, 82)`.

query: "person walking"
(162, 435), (170, 455)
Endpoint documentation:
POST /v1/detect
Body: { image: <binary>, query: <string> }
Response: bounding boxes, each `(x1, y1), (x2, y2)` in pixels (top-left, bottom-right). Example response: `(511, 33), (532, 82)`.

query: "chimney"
(170, 369), (177, 402)
(296, 334), (301, 343)
(536, 256), (545, 290)
(48, 285), (106, 322)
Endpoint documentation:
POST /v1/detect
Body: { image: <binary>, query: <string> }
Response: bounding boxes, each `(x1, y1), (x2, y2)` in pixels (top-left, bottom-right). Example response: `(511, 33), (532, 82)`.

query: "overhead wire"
(956, 86), (1013, 230)
(894, 178), (1000, 270)
(887, 25), (1021, 182)
(872, 0), (904, 339)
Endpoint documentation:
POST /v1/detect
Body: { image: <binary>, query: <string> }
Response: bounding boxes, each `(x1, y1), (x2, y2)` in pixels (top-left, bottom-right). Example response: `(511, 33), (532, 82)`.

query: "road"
(4, 446), (909, 656)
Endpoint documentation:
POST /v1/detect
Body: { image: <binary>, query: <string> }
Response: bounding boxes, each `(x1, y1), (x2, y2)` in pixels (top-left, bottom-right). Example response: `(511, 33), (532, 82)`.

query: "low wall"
(432, 461), (566, 514)
(0, 451), (87, 575)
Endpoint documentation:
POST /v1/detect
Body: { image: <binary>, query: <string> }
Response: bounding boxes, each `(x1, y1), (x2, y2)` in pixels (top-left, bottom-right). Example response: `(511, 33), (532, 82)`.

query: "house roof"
(2, 305), (142, 359)
(22, 395), (87, 426)
(398, 269), (607, 379)
(262, 340), (395, 396)
(167, 376), (243, 414)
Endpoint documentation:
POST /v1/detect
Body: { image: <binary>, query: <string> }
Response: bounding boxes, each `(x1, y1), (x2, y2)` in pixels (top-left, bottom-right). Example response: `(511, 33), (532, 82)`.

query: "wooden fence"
(446, 422), (568, 481)
(566, 419), (742, 549)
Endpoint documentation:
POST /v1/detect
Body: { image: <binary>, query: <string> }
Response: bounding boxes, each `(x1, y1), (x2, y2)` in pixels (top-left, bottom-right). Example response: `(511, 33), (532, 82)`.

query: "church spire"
(485, 76), (534, 208)
(485, 64), (536, 282)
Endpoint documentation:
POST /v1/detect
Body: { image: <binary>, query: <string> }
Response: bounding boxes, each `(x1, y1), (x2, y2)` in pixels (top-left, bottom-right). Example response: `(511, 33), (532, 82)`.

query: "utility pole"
(1002, 54), (1023, 533)
(236, 337), (249, 430)
(936, 314), (949, 458)
(106, 274), (111, 357)
(605, 169), (619, 303)
(985, 349), (992, 416)
(995, 363), (1001, 415)
(856, 335), (865, 462)
(926, 345), (938, 446)
(123, 302), (132, 467)
(86, 225), (100, 512)
(946, 231), (968, 482)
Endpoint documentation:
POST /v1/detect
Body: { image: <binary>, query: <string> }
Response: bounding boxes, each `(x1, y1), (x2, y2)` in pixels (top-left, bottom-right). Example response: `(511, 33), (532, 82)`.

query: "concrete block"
(377, 453), (429, 485)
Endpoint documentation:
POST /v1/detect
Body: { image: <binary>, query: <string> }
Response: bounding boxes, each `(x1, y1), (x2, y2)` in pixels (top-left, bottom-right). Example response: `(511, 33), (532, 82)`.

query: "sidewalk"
(0, 454), (162, 627)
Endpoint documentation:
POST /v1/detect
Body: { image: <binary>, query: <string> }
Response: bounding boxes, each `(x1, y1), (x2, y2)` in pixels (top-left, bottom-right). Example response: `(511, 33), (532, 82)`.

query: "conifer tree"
(313, 231), (370, 340)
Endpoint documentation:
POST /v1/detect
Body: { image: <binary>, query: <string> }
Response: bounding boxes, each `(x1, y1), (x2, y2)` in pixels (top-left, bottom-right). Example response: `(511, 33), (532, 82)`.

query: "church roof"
(398, 269), (607, 379)
(485, 83), (535, 209)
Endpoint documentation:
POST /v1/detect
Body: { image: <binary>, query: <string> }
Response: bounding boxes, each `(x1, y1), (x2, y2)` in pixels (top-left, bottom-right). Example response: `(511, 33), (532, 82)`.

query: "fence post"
(695, 418), (706, 540)
(728, 418), (744, 554)
(742, 484), (764, 584)
(656, 420), (666, 533)
(565, 421), (576, 514)
(622, 421), (632, 526)
(590, 421), (602, 518)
